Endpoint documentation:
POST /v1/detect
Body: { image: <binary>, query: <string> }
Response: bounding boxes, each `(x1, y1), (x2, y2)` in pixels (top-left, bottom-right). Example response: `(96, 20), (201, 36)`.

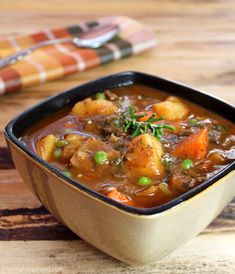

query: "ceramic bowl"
(5, 72), (235, 265)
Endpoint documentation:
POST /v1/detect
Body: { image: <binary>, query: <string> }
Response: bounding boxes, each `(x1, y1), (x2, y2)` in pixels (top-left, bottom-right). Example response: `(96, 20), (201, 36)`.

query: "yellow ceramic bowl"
(5, 72), (235, 264)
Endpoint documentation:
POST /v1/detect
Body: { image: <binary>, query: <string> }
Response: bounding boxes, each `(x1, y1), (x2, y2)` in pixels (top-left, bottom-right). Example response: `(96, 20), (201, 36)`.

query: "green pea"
(95, 92), (106, 100)
(137, 176), (153, 186)
(181, 159), (193, 170)
(55, 139), (68, 148)
(62, 170), (73, 178)
(94, 151), (108, 165)
(53, 148), (62, 160)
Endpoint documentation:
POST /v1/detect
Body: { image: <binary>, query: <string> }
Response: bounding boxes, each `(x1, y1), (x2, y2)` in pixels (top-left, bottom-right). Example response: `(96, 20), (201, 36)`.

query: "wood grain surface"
(0, 0), (235, 273)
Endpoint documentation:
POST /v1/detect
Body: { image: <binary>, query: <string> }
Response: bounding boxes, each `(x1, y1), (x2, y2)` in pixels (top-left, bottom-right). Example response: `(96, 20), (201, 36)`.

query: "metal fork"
(0, 24), (119, 69)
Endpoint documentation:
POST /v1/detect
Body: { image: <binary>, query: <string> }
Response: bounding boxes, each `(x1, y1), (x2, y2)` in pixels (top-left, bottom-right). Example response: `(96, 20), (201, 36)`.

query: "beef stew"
(22, 85), (235, 208)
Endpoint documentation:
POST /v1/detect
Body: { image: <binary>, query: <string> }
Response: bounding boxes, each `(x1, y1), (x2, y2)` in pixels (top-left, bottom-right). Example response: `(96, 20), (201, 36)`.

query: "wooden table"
(0, 0), (235, 273)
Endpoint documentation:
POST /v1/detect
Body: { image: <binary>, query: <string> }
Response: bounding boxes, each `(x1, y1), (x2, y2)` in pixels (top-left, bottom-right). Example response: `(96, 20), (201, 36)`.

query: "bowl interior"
(5, 71), (235, 215)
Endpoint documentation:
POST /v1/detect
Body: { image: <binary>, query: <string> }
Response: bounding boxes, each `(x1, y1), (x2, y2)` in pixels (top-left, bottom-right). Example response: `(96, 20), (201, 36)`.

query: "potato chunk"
(72, 98), (117, 116)
(124, 134), (165, 179)
(153, 96), (189, 121)
(37, 134), (57, 161)
(65, 133), (84, 143)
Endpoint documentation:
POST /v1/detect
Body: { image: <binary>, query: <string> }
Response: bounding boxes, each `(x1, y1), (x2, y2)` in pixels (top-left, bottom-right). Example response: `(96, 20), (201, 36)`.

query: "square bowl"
(4, 71), (235, 264)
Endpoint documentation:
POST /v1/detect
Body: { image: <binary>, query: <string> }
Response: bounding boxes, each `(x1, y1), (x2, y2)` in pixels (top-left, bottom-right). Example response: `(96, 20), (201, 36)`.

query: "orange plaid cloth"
(0, 16), (156, 95)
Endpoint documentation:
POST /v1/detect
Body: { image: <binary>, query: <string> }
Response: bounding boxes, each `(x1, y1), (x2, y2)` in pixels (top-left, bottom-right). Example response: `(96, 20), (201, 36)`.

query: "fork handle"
(0, 37), (72, 69)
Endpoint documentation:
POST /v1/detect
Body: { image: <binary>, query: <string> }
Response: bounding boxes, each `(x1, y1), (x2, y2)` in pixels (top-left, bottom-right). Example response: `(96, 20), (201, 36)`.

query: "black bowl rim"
(4, 71), (235, 216)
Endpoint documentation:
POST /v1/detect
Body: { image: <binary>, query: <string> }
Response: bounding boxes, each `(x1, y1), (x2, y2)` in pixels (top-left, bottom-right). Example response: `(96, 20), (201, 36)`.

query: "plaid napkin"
(0, 16), (156, 95)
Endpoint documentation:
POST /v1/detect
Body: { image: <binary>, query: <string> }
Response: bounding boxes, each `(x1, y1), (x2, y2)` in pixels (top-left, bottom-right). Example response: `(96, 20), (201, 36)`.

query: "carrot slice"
(107, 189), (134, 206)
(136, 111), (159, 123)
(172, 128), (209, 160)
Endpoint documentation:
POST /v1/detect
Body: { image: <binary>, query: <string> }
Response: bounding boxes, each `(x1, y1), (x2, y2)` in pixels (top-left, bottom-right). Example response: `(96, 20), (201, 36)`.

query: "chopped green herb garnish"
(124, 105), (175, 140)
